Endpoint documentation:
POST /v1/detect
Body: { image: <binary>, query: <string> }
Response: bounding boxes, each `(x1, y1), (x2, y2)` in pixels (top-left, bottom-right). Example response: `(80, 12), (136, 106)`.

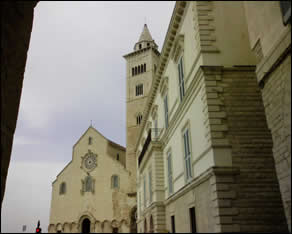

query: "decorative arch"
(71, 222), (78, 233)
(111, 219), (120, 229)
(63, 222), (70, 233)
(95, 221), (102, 233)
(77, 211), (96, 233)
(48, 224), (55, 233)
(102, 220), (112, 233)
(56, 223), (62, 233)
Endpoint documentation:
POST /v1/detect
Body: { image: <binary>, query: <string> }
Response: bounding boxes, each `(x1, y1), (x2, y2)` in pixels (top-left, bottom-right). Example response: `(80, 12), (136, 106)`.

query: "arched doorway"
(82, 218), (91, 233)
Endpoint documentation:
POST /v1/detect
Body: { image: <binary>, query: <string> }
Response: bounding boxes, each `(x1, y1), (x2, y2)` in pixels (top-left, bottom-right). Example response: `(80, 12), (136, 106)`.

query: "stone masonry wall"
(260, 54), (291, 231)
(202, 66), (288, 232)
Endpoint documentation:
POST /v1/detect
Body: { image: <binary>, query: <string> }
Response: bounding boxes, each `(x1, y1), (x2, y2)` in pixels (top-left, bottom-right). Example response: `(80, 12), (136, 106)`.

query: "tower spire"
(133, 23), (158, 52)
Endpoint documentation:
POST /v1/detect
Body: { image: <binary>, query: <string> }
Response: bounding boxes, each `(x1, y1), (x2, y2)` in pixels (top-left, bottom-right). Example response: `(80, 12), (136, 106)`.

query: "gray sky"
(1, 1), (175, 232)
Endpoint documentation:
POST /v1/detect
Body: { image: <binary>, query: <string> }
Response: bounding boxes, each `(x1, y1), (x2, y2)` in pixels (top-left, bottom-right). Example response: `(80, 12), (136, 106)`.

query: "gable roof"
(73, 126), (125, 150)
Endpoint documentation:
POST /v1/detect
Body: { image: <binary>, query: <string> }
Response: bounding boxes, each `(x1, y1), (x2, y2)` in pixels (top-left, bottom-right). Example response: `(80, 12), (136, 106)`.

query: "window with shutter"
(183, 129), (192, 182)
(164, 95), (169, 129)
(167, 152), (173, 195)
(178, 57), (185, 101)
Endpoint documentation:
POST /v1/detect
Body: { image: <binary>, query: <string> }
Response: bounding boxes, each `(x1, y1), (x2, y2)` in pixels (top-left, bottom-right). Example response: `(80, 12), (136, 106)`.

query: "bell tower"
(123, 24), (160, 192)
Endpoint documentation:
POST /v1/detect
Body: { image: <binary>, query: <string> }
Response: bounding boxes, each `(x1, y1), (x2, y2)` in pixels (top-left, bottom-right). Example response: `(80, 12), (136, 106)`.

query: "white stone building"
(135, 1), (288, 233)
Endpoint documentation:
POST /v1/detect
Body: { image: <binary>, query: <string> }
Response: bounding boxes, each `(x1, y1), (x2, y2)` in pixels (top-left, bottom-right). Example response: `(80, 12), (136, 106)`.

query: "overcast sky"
(1, 1), (175, 233)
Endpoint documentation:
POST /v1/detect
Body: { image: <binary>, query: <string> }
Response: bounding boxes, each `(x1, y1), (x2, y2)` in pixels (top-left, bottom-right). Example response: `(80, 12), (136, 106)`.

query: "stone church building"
(48, 127), (137, 233)
(47, 1), (290, 233)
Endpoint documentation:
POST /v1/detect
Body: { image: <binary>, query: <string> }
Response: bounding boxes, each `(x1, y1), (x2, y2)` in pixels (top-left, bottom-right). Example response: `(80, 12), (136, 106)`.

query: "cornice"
(135, 1), (188, 152)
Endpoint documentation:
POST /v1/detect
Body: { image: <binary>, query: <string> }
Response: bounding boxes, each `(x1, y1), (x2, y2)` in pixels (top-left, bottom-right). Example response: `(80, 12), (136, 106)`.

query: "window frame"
(136, 84), (143, 96)
(163, 94), (169, 129)
(189, 207), (197, 233)
(167, 151), (174, 195)
(182, 126), (193, 183)
(178, 56), (185, 102)
(111, 175), (119, 189)
(59, 182), (66, 195)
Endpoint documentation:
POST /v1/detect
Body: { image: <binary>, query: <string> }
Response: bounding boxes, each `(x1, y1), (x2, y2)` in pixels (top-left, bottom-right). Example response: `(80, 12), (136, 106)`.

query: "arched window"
(88, 137), (92, 145)
(137, 114), (143, 125)
(132, 68), (135, 76)
(85, 176), (93, 192)
(135, 67), (137, 75)
(138, 66), (140, 74)
(59, 182), (66, 195)
(147, 42), (150, 47)
(111, 175), (119, 189)
(116, 153), (120, 161)
(144, 63), (146, 72)
(139, 44), (142, 49)
(141, 64), (144, 73)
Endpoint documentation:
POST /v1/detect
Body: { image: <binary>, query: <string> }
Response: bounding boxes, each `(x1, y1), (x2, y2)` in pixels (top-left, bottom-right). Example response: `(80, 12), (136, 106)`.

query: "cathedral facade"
(48, 127), (137, 233)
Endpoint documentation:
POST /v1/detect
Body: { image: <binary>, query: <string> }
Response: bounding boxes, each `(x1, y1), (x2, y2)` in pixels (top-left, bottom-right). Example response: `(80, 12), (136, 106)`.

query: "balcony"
(138, 128), (163, 167)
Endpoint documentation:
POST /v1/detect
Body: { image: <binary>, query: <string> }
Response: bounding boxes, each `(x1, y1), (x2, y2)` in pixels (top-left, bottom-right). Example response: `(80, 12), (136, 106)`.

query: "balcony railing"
(138, 128), (163, 167)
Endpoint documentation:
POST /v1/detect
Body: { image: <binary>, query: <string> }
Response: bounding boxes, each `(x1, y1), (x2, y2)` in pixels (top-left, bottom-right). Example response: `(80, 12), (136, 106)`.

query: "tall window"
(138, 66), (141, 74)
(136, 84), (143, 96)
(189, 207), (197, 233)
(132, 68), (135, 76)
(111, 175), (119, 189)
(137, 114), (143, 125)
(88, 137), (92, 145)
(167, 152), (173, 195)
(183, 128), (192, 182)
(164, 95), (169, 129)
(116, 153), (120, 161)
(85, 176), (93, 192)
(178, 56), (185, 101)
(144, 63), (146, 72)
(148, 169), (153, 203)
(139, 44), (142, 50)
(135, 67), (137, 75)
(143, 176), (147, 207)
(59, 182), (66, 195)
(141, 64), (144, 73)
(171, 216), (176, 233)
